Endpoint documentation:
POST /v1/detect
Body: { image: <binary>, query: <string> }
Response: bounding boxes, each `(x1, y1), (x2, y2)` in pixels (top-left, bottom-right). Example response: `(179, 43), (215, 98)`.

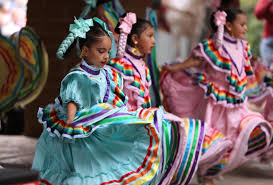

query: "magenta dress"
(160, 32), (273, 177)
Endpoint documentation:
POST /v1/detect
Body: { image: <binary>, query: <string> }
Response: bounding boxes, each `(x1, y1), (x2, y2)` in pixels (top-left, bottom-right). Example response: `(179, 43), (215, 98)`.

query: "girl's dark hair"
(115, 13), (153, 47)
(220, 0), (238, 8)
(63, 20), (110, 57)
(210, 8), (245, 32)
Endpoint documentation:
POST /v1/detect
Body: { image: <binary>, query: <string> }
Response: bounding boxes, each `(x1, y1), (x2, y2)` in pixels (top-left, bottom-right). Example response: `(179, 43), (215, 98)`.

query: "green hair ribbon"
(56, 17), (114, 60)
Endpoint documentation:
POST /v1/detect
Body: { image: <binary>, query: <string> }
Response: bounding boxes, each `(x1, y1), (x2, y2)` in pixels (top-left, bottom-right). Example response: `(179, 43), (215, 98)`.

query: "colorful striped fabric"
(38, 99), (205, 185)
(110, 68), (127, 107)
(201, 129), (230, 177)
(69, 65), (126, 108)
(204, 151), (231, 177)
(37, 106), (161, 185)
(196, 73), (246, 105)
(16, 27), (44, 102)
(201, 114), (271, 177)
(170, 119), (205, 185)
(99, 124), (161, 185)
(38, 103), (152, 139)
(103, 0), (125, 41)
(246, 126), (267, 155)
(239, 114), (268, 156)
(244, 42), (253, 76)
(201, 39), (231, 72)
(102, 0), (125, 58)
(18, 27), (41, 74)
(0, 35), (24, 112)
(227, 73), (247, 93)
(202, 129), (226, 154)
(109, 58), (152, 108)
(200, 38), (254, 101)
(246, 61), (271, 98)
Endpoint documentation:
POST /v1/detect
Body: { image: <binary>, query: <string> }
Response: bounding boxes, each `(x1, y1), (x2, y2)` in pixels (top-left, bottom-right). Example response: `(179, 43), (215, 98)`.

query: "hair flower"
(119, 12), (137, 34)
(214, 11), (227, 26)
(69, 17), (93, 38)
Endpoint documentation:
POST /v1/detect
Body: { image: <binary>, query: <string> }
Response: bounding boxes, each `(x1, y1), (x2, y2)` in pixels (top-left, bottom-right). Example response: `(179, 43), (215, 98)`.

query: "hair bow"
(69, 17), (93, 38)
(93, 17), (112, 36)
(214, 11), (227, 26)
(119, 12), (137, 34)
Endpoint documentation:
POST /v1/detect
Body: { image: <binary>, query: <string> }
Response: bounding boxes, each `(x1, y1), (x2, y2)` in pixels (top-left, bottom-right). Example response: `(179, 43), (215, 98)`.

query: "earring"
(80, 50), (85, 58)
(228, 28), (234, 37)
(134, 41), (138, 45)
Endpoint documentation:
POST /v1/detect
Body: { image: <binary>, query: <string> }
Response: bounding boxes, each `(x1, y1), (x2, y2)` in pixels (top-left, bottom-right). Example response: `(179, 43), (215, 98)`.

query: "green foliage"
(240, 0), (263, 56)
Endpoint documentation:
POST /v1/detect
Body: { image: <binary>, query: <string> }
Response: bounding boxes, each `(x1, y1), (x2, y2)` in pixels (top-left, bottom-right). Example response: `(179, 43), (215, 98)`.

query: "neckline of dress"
(222, 40), (244, 76)
(125, 46), (144, 59)
(80, 60), (101, 75)
(80, 60), (110, 103)
(223, 32), (238, 44)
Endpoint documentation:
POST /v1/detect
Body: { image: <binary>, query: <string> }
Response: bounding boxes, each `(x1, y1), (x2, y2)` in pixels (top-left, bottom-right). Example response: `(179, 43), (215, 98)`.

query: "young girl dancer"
(107, 12), (206, 185)
(108, 13), (155, 110)
(161, 9), (272, 185)
(32, 17), (204, 185)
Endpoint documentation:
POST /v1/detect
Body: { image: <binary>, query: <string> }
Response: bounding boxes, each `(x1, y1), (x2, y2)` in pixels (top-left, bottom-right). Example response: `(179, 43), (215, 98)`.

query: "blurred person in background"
(255, 0), (273, 69)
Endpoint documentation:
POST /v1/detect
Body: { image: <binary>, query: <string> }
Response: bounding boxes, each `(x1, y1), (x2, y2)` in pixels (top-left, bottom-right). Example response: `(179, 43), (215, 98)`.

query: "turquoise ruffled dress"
(32, 60), (205, 185)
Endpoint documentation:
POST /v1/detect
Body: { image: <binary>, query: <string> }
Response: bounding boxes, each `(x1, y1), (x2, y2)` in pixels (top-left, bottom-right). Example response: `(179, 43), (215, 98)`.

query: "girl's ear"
(225, 22), (232, 33)
(131, 34), (139, 46)
(81, 45), (89, 56)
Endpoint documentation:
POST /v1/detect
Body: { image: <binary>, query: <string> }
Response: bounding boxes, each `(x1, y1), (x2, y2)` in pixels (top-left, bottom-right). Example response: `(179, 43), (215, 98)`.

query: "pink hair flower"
(119, 12), (137, 34)
(214, 11), (227, 26)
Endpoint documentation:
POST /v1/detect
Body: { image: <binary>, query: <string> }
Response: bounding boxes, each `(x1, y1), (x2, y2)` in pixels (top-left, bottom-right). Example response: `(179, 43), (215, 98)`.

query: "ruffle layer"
(196, 73), (247, 106)
(198, 38), (253, 100)
(199, 115), (272, 177)
(35, 102), (206, 185)
(38, 102), (150, 139)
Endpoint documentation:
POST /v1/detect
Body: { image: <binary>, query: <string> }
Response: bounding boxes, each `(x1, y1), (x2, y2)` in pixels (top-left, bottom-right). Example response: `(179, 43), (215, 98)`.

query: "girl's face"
(227, 13), (248, 40)
(83, 35), (112, 68)
(135, 26), (156, 55)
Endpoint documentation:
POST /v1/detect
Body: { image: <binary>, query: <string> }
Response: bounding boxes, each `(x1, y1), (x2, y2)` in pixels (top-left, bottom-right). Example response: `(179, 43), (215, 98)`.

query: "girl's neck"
(224, 31), (238, 44)
(82, 59), (101, 71)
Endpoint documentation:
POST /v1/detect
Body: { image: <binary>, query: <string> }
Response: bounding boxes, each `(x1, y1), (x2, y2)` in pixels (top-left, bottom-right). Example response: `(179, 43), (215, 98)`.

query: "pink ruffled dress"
(247, 70), (273, 161)
(160, 32), (273, 177)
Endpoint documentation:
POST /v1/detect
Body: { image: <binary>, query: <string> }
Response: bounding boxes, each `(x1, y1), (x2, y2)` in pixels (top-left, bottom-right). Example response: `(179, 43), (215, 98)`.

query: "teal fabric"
(33, 60), (160, 184)
(33, 123), (154, 185)
(60, 63), (106, 111)
(32, 59), (203, 185)
(60, 73), (99, 110)
(69, 18), (93, 39)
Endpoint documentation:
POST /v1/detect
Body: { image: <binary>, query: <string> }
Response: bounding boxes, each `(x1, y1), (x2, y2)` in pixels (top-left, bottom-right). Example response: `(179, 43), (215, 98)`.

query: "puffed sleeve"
(191, 44), (206, 62)
(60, 73), (100, 110)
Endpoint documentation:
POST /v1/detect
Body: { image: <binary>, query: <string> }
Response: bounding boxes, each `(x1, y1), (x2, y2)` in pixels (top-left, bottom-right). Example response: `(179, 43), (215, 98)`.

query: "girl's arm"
(66, 102), (77, 124)
(162, 56), (202, 72)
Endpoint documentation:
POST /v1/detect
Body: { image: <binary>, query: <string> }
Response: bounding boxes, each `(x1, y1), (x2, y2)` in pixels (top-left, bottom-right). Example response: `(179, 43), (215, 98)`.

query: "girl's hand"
(66, 118), (74, 124)
(66, 102), (77, 125)
(162, 65), (178, 72)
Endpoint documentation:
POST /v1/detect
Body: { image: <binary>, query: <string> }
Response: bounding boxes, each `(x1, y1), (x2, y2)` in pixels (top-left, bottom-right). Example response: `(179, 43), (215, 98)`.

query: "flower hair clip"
(119, 12), (137, 34)
(214, 11), (227, 26)
(69, 17), (93, 39)
(116, 12), (137, 59)
(56, 17), (114, 60)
